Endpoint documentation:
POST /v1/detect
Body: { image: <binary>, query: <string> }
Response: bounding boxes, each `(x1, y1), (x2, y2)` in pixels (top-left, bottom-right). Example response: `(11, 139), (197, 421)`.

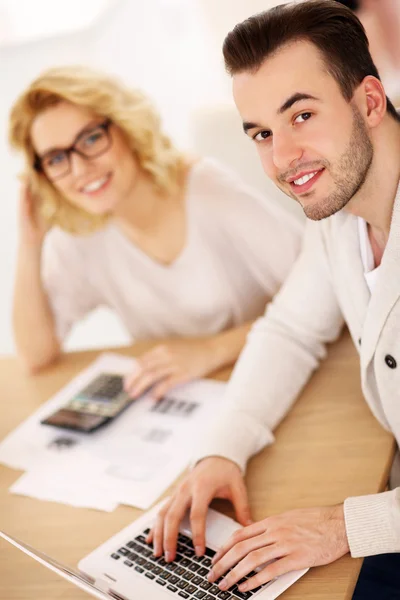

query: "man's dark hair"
(335, 0), (360, 10)
(223, 0), (400, 121)
(334, 0), (360, 10)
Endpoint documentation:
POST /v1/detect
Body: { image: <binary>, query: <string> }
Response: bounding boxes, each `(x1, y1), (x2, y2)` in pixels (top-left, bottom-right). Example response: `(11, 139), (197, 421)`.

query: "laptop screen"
(0, 530), (113, 600)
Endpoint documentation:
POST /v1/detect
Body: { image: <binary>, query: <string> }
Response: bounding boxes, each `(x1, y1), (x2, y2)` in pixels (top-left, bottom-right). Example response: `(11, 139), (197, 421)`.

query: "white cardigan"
(193, 185), (400, 559)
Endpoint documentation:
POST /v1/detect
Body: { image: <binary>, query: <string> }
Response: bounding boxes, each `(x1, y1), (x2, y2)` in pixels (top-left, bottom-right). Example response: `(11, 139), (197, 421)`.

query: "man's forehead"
(232, 40), (331, 115)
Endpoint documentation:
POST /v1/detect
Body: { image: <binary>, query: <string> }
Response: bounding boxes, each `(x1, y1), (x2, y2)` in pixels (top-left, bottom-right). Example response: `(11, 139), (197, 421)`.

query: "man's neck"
(345, 114), (400, 246)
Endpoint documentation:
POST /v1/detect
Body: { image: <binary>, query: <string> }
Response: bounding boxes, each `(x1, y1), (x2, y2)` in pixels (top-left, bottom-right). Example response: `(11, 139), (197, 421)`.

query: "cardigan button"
(385, 355), (397, 369)
(358, 338), (361, 346)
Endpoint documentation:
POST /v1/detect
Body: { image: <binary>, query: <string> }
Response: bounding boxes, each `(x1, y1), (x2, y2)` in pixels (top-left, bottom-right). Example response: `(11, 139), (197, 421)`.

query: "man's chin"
(303, 207), (328, 221)
(303, 199), (344, 221)
(275, 183), (345, 220)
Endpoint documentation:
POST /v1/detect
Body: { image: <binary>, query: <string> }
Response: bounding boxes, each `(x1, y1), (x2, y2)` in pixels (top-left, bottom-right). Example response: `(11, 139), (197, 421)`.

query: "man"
(148, 1), (400, 596)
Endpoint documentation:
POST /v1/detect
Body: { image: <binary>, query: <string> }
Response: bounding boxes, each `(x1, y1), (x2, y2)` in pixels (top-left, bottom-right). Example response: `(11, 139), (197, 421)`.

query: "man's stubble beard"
(279, 107), (374, 221)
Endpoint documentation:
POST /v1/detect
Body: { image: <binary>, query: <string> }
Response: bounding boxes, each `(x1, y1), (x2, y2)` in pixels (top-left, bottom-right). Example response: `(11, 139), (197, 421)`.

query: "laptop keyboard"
(110, 528), (272, 599)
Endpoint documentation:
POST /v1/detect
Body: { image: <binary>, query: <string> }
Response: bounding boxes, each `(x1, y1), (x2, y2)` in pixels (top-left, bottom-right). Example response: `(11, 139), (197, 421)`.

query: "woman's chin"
(82, 197), (118, 216)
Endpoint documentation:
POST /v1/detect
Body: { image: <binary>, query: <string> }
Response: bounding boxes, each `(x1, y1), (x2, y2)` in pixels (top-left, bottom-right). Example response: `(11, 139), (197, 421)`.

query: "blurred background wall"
(1, 0), (399, 356)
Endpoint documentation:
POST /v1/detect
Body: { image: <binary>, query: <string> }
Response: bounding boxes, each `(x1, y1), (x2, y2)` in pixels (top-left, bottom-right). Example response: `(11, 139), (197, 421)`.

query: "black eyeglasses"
(34, 118), (112, 181)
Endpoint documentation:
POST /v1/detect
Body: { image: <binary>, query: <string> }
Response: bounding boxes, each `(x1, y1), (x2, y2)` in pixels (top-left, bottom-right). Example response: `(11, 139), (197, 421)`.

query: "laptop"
(0, 501), (308, 600)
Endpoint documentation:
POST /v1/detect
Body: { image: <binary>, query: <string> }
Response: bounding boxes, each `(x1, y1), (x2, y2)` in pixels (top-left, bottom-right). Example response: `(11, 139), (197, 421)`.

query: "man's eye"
(294, 112), (312, 124)
(253, 130), (271, 142)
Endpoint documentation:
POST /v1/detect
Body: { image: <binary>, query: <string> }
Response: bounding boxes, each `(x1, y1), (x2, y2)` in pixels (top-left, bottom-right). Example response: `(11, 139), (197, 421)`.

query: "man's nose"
(271, 130), (303, 172)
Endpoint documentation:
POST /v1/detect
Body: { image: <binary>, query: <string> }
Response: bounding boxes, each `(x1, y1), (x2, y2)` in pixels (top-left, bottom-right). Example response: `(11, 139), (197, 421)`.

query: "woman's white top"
(42, 158), (303, 342)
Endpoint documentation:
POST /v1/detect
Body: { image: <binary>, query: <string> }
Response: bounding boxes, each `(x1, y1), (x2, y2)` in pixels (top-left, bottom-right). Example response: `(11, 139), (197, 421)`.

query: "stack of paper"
(0, 353), (226, 511)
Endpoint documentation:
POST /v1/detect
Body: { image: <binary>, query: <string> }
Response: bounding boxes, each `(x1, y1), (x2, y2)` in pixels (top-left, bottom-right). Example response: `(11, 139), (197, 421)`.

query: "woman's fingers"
(151, 373), (187, 400)
(124, 346), (173, 390)
(124, 364), (179, 398)
(19, 184), (35, 221)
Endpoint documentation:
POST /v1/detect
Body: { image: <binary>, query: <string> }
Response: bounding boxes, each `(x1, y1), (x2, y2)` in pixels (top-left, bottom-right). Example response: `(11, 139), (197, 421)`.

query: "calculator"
(41, 373), (133, 433)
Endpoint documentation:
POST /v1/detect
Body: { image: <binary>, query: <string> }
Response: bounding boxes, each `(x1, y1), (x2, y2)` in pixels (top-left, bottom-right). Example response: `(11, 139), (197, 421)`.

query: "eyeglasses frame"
(33, 117), (112, 181)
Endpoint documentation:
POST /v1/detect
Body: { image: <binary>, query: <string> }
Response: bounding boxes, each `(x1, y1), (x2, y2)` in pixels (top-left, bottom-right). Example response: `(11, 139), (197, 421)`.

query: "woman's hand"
(124, 337), (222, 400)
(18, 179), (49, 248)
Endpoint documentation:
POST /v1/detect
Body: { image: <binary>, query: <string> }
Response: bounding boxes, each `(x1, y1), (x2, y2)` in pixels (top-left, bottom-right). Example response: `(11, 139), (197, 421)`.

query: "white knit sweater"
(193, 186), (400, 558)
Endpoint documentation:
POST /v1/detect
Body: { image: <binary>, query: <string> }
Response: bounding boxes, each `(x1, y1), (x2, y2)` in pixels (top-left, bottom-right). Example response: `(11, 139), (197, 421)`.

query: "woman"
(10, 66), (302, 399)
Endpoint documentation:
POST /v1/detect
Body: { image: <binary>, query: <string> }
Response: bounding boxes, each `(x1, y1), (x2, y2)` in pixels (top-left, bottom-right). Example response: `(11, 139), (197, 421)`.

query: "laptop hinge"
(108, 592), (127, 600)
(94, 577), (111, 593)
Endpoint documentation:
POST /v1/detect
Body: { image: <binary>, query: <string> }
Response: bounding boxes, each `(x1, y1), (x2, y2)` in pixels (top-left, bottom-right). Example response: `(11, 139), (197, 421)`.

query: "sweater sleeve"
(191, 220), (344, 471)
(41, 229), (101, 343)
(344, 488), (400, 556)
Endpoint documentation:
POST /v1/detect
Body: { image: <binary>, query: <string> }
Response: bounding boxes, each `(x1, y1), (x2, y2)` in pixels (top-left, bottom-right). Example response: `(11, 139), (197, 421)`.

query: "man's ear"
(356, 75), (387, 129)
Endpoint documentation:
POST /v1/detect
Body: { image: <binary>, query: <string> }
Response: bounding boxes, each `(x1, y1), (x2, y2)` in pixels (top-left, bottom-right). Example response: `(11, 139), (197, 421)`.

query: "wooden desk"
(0, 330), (395, 600)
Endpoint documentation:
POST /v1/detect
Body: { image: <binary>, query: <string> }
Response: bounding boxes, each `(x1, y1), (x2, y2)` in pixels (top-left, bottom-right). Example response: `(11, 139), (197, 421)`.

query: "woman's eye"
(47, 152), (66, 166)
(254, 130), (272, 142)
(294, 112), (312, 124)
(83, 131), (103, 146)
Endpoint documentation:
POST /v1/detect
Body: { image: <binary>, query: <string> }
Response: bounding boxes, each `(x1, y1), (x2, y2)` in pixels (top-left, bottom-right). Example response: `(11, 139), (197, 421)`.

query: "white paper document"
(0, 353), (226, 510)
(11, 450), (118, 512)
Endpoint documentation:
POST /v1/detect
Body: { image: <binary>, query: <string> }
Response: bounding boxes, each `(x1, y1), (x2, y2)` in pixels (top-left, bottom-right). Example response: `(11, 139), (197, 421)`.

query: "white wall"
(0, 0), (299, 357)
(0, 18), (97, 356)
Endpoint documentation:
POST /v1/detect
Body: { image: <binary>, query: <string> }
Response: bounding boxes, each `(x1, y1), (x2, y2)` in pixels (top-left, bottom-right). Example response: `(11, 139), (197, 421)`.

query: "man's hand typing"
(147, 456), (252, 562)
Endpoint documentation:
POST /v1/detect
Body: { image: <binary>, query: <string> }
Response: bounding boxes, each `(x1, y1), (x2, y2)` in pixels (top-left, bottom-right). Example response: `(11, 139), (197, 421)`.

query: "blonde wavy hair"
(9, 65), (186, 234)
